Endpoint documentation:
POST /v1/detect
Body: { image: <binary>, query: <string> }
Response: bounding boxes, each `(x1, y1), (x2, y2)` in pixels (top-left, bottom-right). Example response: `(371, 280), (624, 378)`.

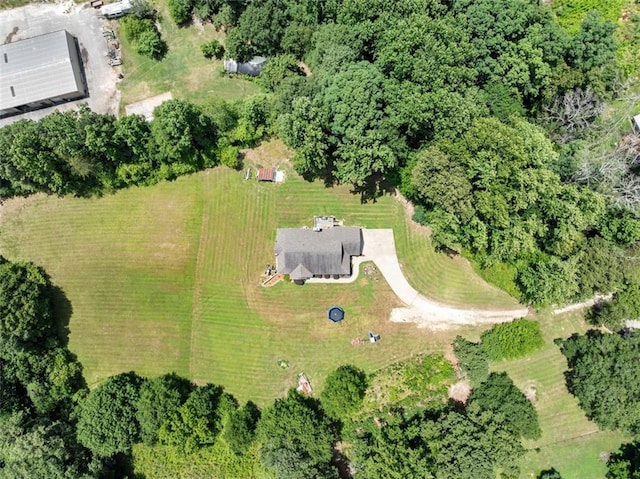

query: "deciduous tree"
(320, 364), (368, 419)
(560, 330), (640, 436)
(258, 389), (335, 479)
(76, 372), (144, 457)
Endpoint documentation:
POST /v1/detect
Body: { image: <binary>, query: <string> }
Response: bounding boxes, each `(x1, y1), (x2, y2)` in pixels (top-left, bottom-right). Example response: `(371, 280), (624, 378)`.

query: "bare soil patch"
(448, 380), (471, 403)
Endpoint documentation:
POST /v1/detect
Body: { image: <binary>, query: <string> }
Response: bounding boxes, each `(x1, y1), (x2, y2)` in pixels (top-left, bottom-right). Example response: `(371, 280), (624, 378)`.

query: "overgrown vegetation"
(201, 38), (225, 59)
(480, 318), (545, 360)
(559, 329), (640, 436)
(553, 0), (626, 34)
(453, 335), (489, 385)
(362, 354), (456, 412)
(121, 16), (167, 60)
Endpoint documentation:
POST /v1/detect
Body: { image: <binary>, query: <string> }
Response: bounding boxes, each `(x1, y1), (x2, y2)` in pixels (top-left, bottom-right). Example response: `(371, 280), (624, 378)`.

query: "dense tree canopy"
(222, 401), (261, 455)
(258, 389), (336, 479)
(136, 373), (193, 445)
(607, 442), (640, 479)
(350, 400), (527, 478)
(560, 330), (640, 436)
(76, 372), (144, 457)
(159, 384), (237, 452)
(469, 372), (541, 440)
(0, 257), (54, 343)
(320, 364), (368, 419)
(452, 336), (489, 385)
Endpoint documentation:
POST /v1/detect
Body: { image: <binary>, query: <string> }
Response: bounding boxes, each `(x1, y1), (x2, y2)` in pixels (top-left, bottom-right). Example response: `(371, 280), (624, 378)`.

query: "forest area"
(2, 0), (640, 477)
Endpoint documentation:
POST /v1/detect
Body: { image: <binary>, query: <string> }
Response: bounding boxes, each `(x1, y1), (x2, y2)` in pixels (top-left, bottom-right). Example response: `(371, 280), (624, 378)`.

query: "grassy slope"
(0, 158), (516, 404)
(491, 311), (629, 478)
(117, 5), (261, 109)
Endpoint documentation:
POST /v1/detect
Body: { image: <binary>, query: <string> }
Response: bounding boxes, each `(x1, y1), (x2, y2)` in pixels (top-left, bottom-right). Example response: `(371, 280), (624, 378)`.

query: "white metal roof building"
(100, 0), (132, 19)
(0, 30), (87, 118)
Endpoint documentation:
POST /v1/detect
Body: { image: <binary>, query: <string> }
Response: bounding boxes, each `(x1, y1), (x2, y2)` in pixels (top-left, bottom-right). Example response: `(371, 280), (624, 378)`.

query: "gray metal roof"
(223, 57), (267, 76)
(0, 30), (85, 111)
(275, 227), (363, 280)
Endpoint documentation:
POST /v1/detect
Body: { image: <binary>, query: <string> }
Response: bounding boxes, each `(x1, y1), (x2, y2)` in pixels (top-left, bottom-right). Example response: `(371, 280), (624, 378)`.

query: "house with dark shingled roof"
(274, 227), (363, 283)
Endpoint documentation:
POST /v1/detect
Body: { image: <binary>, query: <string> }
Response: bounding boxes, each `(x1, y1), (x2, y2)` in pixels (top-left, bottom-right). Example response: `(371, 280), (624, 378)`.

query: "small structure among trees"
(223, 57), (267, 77)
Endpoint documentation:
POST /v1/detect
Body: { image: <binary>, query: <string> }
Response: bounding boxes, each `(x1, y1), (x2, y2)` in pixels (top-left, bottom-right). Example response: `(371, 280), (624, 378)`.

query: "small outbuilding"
(257, 168), (276, 182)
(223, 56), (267, 77)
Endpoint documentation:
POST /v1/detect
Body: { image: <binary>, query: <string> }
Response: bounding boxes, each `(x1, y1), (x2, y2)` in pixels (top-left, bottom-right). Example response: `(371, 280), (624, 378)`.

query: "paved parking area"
(0, 0), (120, 126)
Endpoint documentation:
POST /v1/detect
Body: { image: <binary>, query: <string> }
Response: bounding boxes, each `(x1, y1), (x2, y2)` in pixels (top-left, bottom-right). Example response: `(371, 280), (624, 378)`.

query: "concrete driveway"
(0, 1), (120, 126)
(310, 228), (529, 328)
(361, 229), (529, 328)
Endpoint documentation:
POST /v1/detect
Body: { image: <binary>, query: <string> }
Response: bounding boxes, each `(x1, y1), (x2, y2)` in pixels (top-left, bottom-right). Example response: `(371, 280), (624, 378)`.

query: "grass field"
(117, 3), (261, 109)
(0, 149), (517, 404)
(491, 311), (629, 478)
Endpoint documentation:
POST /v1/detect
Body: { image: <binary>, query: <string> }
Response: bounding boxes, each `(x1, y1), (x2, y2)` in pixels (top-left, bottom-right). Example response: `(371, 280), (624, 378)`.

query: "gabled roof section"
(275, 227), (363, 280)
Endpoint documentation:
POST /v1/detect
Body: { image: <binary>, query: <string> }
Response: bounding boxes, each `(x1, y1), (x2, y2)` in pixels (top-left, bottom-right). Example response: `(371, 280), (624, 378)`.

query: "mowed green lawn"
(492, 311), (629, 478)
(0, 159), (518, 404)
(117, 3), (261, 109)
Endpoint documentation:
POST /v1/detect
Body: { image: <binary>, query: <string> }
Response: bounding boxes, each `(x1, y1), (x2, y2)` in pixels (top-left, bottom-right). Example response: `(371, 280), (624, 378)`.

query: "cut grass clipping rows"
(492, 311), (629, 479)
(0, 155), (515, 404)
(0, 157), (627, 477)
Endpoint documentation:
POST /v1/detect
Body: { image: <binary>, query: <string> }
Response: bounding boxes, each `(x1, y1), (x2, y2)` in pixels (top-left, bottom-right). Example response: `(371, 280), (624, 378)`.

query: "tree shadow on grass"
(50, 285), (73, 347)
(350, 175), (396, 204)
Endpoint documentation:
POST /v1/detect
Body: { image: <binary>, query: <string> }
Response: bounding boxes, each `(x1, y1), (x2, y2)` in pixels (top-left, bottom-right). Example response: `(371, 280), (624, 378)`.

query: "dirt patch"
(124, 91), (173, 120)
(448, 380), (471, 403)
(241, 139), (293, 168)
(523, 382), (538, 404)
(297, 60), (312, 77)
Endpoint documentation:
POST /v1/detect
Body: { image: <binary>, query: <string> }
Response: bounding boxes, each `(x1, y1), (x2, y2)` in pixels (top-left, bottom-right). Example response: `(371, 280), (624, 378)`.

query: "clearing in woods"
(0, 147), (517, 405)
(116, 0), (261, 109)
